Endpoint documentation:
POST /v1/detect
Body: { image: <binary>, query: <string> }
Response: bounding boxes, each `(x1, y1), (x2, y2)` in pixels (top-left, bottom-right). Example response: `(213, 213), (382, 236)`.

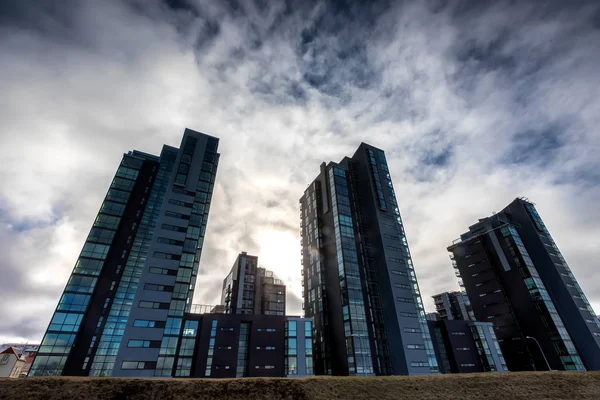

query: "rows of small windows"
(174, 136), (197, 186)
(236, 322), (249, 377)
(90, 152), (175, 377)
(407, 344), (425, 350)
(367, 149), (387, 211)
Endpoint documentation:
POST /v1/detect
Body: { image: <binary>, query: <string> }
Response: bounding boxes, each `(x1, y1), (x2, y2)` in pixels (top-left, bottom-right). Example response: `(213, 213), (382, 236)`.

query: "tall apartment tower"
(29, 128), (220, 377)
(432, 291), (475, 321)
(300, 143), (438, 376)
(447, 198), (600, 371)
(221, 252), (286, 316)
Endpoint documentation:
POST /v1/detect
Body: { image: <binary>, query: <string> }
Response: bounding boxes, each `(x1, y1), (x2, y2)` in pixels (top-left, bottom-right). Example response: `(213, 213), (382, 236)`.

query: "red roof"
(0, 347), (18, 355)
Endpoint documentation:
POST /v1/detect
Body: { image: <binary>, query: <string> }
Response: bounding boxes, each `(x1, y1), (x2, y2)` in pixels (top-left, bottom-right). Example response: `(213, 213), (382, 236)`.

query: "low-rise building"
(0, 347), (27, 378)
(428, 320), (508, 374)
(170, 309), (313, 378)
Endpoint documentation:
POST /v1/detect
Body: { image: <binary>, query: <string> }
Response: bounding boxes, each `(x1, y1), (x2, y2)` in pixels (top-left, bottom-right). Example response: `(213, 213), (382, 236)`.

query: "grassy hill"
(1, 372), (599, 400)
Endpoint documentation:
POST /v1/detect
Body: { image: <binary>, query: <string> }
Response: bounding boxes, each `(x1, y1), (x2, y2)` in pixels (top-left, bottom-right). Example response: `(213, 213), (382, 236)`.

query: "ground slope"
(1, 372), (599, 399)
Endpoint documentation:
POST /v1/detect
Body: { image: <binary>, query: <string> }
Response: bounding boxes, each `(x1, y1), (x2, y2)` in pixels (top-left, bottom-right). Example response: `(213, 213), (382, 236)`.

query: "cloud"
(0, 0), (599, 343)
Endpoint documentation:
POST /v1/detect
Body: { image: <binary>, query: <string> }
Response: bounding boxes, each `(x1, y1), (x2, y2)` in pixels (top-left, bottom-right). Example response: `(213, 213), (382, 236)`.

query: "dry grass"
(1, 372), (599, 400)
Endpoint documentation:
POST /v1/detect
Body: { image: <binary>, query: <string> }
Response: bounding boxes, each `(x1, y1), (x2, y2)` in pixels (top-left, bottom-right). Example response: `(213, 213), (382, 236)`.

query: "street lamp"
(525, 336), (551, 371)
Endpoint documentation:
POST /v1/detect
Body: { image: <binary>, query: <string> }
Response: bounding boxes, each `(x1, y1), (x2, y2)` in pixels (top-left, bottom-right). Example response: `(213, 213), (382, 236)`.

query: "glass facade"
(30, 129), (221, 378)
(30, 153), (147, 376)
(236, 322), (250, 377)
(155, 137), (219, 377)
(523, 203), (600, 329)
(372, 149), (438, 374)
(328, 166), (374, 375)
(90, 149), (176, 376)
(500, 225), (585, 371)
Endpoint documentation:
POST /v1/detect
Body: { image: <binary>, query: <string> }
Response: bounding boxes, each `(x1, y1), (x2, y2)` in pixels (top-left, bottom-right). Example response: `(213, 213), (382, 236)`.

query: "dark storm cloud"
(1, 0), (599, 343)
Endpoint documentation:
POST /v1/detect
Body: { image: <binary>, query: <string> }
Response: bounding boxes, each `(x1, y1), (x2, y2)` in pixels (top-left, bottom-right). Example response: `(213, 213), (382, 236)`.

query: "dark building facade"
(175, 313), (313, 377)
(428, 320), (508, 374)
(221, 252), (286, 316)
(30, 129), (220, 377)
(300, 143), (438, 376)
(432, 291), (475, 321)
(448, 198), (600, 371)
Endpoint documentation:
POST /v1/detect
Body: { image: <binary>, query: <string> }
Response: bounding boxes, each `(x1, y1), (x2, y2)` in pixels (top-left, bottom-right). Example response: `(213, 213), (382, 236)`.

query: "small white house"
(0, 347), (26, 378)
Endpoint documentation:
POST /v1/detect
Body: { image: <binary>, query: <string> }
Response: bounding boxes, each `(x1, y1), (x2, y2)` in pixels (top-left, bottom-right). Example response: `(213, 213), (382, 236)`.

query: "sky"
(0, 0), (599, 343)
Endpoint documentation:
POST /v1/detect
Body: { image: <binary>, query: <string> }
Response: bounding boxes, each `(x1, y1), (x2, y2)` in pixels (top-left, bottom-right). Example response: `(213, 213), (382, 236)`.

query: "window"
(384, 234), (399, 241)
(456, 347), (471, 351)
(94, 214), (121, 230)
(400, 312), (417, 318)
(256, 346), (276, 350)
(48, 312), (84, 332)
(397, 297), (413, 303)
(139, 301), (169, 309)
(133, 319), (165, 328)
(286, 321), (297, 336)
(127, 339), (160, 348)
(81, 243), (110, 260)
(451, 332), (466, 336)
(305, 321), (312, 337)
(394, 283), (411, 290)
(407, 344), (425, 350)
(404, 328), (421, 333)
(153, 251), (181, 260)
(165, 211), (190, 220)
(87, 227), (116, 245)
(148, 267), (176, 276)
(157, 237), (184, 246)
(144, 283), (174, 292)
(410, 361), (428, 367)
(168, 199), (193, 208)
(100, 201), (126, 216)
(121, 361), (156, 370)
(390, 270), (407, 276)
(461, 363), (476, 367)
(183, 320), (199, 337)
(389, 257), (404, 263)
(65, 275), (97, 294)
(161, 223), (186, 232)
(220, 327), (234, 332)
(73, 258), (104, 276)
(57, 293), (90, 312)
